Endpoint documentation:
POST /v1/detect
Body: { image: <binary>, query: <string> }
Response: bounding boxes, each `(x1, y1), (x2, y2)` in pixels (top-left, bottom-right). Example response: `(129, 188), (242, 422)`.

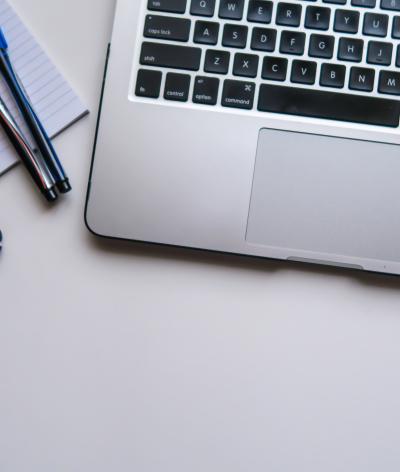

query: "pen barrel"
(0, 52), (71, 193)
(0, 100), (57, 201)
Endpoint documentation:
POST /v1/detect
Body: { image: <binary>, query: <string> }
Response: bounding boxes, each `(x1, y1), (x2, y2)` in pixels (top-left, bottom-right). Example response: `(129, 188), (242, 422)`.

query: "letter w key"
(219, 0), (245, 20)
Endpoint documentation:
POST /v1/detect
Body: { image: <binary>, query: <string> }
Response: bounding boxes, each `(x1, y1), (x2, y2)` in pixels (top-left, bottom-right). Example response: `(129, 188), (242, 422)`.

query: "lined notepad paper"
(0, 0), (87, 175)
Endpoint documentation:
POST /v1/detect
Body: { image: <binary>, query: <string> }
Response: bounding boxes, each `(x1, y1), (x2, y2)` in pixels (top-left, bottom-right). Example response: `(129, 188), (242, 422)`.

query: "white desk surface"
(2, 1), (400, 471)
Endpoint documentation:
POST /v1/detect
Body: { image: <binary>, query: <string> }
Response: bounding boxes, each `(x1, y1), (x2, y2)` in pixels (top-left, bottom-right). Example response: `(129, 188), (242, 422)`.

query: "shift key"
(140, 42), (202, 71)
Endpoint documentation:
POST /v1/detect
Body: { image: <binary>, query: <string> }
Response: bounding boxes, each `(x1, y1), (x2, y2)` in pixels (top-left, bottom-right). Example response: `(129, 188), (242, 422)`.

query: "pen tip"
(0, 28), (8, 50)
(43, 188), (58, 202)
(56, 179), (72, 194)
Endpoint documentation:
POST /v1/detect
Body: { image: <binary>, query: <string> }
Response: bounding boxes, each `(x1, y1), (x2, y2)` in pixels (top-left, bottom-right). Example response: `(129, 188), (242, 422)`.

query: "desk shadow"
(86, 232), (400, 291)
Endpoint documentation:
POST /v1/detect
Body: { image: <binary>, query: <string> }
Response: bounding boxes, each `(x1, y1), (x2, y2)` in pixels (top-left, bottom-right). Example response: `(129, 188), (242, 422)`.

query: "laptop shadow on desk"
(86, 233), (400, 291)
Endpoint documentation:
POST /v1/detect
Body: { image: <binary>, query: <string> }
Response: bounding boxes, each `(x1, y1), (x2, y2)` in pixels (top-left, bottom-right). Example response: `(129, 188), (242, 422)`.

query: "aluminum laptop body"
(86, 0), (400, 275)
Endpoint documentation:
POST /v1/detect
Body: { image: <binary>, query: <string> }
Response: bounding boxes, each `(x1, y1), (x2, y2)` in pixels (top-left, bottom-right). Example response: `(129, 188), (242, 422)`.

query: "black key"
(140, 42), (201, 71)
(393, 16), (400, 38)
(280, 31), (306, 55)
(379, 70), (400, 94)
(164, 72), (191, 101)
(221, 79), (255, 109)
(194, 21), (219, 44)
(291, 60), (317, 84)
(222, 24), (248, 48)
(233, 53), (259, 77)
(338, 37), (363, 62)
(381, 0), (400, 10)
(363, 13), (389, 37)
(251, 28), (277, 51)
(367, 41), (392, 65)
(351, 0), (376, 6)
(204, 49), (231, 74)
(309, 34), (334, 58)
(320, 63), (346, 88)
(219, 0), (245, 20)
(148, 0), (187, 13)
(144, 15), (191, 42)
(193, 76), (220, 104)
(191, 0), (216, 15)
(261, 56), (288, 81)
(323, 0), (346, 3)
(334, 10), (360, 34)
(349, 67), (375, 91)
(257, 84), (400, 127)
(276, 3), (302, 27)
(305, 6), (331, 30)
(247, 0), (273, 23)
(397, 44), (400, 66)
(135, 69), (162, 98)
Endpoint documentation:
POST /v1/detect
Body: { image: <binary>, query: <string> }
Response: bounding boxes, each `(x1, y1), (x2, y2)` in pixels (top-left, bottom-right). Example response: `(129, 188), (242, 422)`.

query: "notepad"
(0, 0), (87, 175)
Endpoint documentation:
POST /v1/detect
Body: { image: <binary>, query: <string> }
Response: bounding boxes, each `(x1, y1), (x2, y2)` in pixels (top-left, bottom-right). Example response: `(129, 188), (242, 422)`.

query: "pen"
(0, 28), (71, 194)
(0, 96), (57, 201)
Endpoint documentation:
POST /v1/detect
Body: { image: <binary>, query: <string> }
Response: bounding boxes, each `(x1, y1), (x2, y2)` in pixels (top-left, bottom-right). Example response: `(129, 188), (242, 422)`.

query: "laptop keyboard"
(134, 0), (400, 127)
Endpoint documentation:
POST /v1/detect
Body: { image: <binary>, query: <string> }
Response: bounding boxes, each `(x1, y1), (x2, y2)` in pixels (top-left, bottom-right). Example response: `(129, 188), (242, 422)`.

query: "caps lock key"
(144, 15), (191, 42)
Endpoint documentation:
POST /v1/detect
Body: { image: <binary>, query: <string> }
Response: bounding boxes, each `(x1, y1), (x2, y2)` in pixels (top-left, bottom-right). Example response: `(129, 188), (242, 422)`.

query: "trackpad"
(246, 128), (400, 263)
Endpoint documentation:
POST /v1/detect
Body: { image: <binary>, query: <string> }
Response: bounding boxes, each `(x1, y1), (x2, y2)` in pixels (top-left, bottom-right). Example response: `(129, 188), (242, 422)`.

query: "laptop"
(85, 0), (400, 275)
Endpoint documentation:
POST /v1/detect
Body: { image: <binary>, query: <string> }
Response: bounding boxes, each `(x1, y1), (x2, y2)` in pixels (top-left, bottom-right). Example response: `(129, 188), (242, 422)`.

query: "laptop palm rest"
(246, 128), (400, 265)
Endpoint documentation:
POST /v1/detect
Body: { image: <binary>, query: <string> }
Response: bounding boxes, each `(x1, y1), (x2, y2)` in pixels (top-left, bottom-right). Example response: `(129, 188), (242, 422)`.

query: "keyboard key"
(379, 70), (400, 94)
(367, 41), (392, 65)
(194, 21), (219, 44)
(219, 0), (245, 20)
(309, 34), (334, 58)
(257, 84), (400, 127)
(381, 0), (400, 10)
(305, 6), (331, 30)
(323, 0), (346, 4)
(351, 0), (375, 5)
(204, 49), (231, 74)
(247, 0), (273, 23)
(280, 31), (306, 55)
(392, 16), (400, 38)
(276, 3), (302, 27)
(320, 63), (346, 88)
(397, 44), (400, 66)
(148, 0), (187, 13)
(140, 42), (202, 71)
(190, 0), (216, 16)
(135, 69), (162, 98)
(222, 79), (255, 109)
(338, 37), (363, 62)
(261, 56), (288, 81)
(233, 53), (259, 77)
(193, 76), (220, 104)
(251, 27), (277, 51)
(291, 60), (317, 84)
(222, 24), (248, 48)
(363, 13), (389, 37)
(144, 15), (191, 42)
(349, 67), (375, 91)
(164, 72), (191, 101)
(334, 10), (360, 34)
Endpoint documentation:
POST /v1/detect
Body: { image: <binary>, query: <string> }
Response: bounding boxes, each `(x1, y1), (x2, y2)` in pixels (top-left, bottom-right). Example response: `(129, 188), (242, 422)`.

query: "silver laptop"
(85, 0), (400, 275)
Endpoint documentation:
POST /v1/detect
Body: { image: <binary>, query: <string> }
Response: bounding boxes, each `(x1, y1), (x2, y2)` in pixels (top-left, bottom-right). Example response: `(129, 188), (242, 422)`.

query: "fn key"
(135, 69), (162, 98)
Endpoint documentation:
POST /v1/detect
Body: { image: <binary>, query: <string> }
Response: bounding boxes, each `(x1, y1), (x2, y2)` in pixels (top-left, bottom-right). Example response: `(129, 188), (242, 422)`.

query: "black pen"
(0, 28), (71, 193)
(0, 95), (57, 201)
